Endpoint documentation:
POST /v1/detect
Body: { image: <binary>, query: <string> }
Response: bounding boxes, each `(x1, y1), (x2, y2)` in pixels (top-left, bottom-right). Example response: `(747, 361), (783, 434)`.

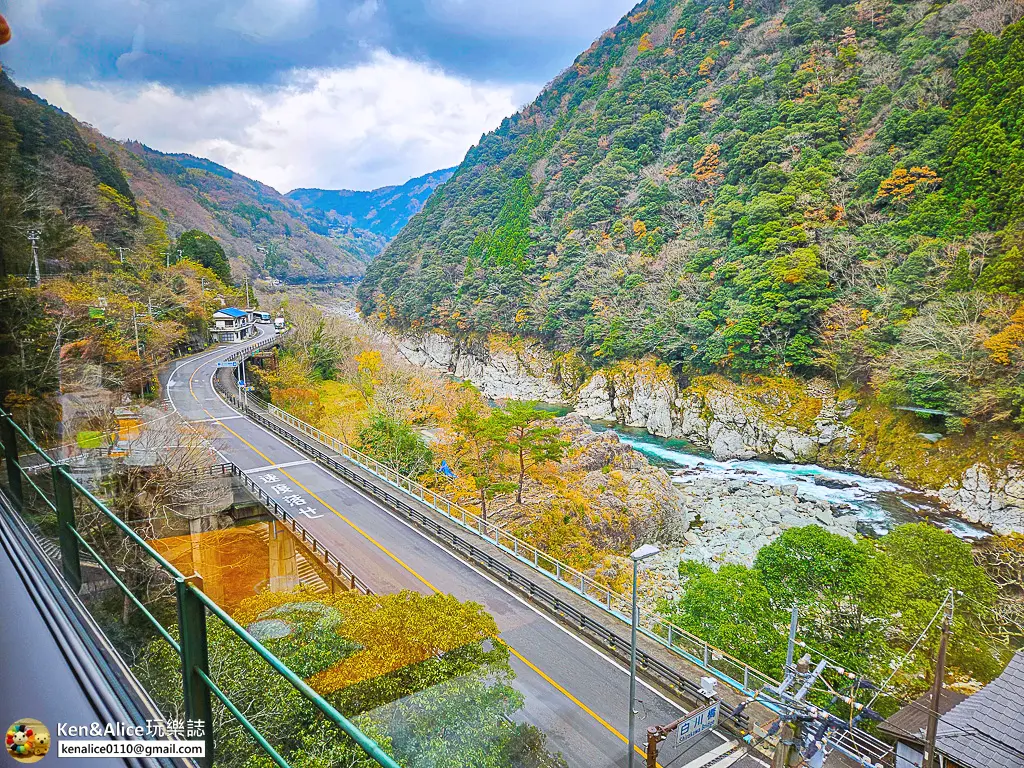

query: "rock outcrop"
(390, 330), (1024, 535)
(394, 332), (851, 465)
(575, 363), (851, 462)
(940, 463), (1024, 536)
(395, 332), (566, 402)
(671, 471), (859, 568)
(487, 414), (691, 552)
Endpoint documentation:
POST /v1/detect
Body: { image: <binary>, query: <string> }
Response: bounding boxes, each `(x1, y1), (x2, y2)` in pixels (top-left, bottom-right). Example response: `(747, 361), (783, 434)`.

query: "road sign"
(217, 361), (238, 368)
(676, 700), (720, 746)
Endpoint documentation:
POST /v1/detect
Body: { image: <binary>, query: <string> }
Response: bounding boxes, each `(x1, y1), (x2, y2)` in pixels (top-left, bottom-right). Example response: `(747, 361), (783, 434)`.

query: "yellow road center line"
(208, 411), (438, 593)
(500, 639), (659, 764)
(188, 357), (662, 763)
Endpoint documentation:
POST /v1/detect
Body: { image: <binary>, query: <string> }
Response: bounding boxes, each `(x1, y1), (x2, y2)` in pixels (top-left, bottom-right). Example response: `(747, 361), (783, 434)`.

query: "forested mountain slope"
(90, 137), (384, 284)
(0, 71), (244, 427)
(359, 0), (1024, 428)
(288, 167), (456, 240)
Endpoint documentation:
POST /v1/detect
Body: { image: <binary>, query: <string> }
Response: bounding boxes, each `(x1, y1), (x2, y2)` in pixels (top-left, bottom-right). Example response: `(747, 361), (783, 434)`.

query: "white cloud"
(29, 50), (534, 192)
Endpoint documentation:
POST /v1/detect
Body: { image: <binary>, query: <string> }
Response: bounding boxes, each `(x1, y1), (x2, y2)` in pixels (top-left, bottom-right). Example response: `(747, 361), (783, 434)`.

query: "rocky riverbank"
(671, 470), (859, 567)
(482, 415), (865, 593)
(480, 414), (691, 556)
(390, 330), (1024, 535)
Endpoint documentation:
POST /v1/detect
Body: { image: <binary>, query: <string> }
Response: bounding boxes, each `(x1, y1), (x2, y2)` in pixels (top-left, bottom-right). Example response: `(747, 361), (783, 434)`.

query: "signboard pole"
(643, 698), (722, 767)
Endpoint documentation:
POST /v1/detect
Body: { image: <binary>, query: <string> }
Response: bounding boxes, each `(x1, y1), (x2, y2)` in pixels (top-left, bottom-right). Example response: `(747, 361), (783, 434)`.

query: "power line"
(866, 592), (952, 713)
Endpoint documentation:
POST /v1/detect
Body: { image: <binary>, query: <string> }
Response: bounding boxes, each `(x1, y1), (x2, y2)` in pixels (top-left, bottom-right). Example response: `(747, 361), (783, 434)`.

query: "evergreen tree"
(177, 229), (232, 284)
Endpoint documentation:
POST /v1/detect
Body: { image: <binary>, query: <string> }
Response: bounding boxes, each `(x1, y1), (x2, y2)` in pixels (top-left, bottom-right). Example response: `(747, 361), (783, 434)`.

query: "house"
(878, 689), (967, 768)
(878, 650), (1024, 768)
(934, 650), (1024, 768)
(209, 307), (256, 343)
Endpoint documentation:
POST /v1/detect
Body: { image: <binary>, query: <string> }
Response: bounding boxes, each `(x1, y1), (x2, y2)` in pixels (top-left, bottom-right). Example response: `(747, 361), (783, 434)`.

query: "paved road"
(165, 327), (768, 768)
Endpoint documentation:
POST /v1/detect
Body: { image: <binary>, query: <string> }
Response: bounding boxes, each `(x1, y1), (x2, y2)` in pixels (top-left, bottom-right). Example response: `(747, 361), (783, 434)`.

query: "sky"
(0, 0), (639, 192)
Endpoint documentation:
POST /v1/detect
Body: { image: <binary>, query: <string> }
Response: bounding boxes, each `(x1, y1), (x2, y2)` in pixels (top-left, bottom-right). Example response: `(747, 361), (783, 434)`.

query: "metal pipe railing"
(249, 396), (780, 697)
(0, 406), (399, 768)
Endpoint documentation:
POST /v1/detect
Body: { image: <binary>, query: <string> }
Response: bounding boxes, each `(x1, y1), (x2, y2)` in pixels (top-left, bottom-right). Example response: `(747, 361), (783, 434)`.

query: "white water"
(595, 425), (990, 540)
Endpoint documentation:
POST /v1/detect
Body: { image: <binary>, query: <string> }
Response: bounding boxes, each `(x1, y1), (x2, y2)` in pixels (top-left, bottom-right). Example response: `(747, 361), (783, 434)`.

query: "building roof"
(214, 307), (249, 318)
(877, 689), (967, 745)
(935, 650), (1024, 768)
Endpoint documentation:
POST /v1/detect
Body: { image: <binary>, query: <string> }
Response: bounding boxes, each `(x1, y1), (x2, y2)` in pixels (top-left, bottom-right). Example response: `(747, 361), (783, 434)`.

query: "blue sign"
(217, 361), (238, 368)
(676, 700), (719, 746)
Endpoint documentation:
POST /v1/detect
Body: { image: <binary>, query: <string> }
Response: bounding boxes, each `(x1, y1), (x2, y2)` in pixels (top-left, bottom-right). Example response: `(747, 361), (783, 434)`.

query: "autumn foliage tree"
(876, 166), (942, 202)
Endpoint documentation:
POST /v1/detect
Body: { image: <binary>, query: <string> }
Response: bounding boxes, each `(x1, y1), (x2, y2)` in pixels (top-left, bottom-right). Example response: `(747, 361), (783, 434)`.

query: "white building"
(209, 307), (256, 343)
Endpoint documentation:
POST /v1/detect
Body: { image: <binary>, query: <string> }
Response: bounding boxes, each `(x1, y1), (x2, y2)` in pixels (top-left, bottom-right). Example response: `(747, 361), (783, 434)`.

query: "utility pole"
(243, 276), (251, 308)
(132, 306), (141, 356)
(923, 592), (954, 768)
(239, 357), (248, 411)
(773, 605), (802, 768)
(116, 246), (129, 264)
(27, 229), (41, 285)
(200, 277), (206, 297)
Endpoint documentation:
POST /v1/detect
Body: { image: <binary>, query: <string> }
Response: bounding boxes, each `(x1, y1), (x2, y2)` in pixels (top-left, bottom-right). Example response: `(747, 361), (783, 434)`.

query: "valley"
(3, 1), (1024, 767)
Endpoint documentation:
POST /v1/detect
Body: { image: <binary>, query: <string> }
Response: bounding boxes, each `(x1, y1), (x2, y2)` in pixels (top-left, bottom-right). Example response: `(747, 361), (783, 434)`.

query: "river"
(587, 422), (991, 540)
(322, 302), (991, 541)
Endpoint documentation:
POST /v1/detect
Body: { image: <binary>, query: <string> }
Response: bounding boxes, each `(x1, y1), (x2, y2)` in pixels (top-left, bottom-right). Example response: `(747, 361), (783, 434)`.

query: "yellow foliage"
(233, 589), (497, 696)
(876, 166), (941, 201)
(637, 32), (654, 53)
(694, 143), (723, 184)
(698, 55), (715, 76)
(984, 304), (1024, 365)
(672, 28), (687, 43)
(633, 220), (648, 238)
(355, 349), (382, 376)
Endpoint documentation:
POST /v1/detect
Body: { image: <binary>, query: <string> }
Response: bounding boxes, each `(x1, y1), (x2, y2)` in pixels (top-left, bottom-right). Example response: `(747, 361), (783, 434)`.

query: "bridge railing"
(220, 375), (781, 699)
(0, 408), (399, 768)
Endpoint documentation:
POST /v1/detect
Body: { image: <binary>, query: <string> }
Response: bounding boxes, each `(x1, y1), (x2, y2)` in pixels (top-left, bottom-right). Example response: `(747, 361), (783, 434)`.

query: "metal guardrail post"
(51, 466), (82, 592)
(177, 580), (215, 767)
(1, 417), (23, 509)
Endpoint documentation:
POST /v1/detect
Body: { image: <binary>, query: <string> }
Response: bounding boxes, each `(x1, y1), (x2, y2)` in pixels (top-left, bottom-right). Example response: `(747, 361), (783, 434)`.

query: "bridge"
(0, 323), (891, 767)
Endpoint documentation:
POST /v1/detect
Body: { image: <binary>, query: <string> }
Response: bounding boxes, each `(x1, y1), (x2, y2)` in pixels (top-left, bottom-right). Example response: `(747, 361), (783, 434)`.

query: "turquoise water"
(588, 422), (990, 540)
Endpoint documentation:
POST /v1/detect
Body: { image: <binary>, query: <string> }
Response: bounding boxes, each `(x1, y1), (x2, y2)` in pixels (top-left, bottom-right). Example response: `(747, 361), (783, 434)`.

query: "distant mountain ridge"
(288, 167), (456, 240)
(93, 138), (385, 283)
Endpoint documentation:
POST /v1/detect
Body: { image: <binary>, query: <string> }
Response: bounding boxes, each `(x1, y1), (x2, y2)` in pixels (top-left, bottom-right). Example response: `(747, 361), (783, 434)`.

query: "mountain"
(359, 0), (1024, 428)
(0, 70), (245, 406)
(288, 167), (456, 240)
(86, 138), (385, 284)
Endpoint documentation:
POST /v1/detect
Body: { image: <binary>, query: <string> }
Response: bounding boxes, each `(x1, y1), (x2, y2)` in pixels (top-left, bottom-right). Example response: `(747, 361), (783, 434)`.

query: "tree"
(876, 166), (942, 203)
(495, 400), (567, 504)
(755, 526), (879, 656)
(177, 229), (231, 284)
(662, 562), (787, 673)
(977, 246), (1024, 293)
(358, 412), (433, 478)
(451, 404), (514, 520)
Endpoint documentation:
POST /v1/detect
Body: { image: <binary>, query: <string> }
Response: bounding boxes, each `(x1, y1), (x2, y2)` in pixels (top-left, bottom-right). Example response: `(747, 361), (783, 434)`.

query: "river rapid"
(590, 422), (990, 540)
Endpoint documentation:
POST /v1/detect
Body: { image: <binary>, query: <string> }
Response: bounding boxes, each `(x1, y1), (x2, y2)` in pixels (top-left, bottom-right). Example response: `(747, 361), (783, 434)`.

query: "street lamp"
(628, 543), (660, 768)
